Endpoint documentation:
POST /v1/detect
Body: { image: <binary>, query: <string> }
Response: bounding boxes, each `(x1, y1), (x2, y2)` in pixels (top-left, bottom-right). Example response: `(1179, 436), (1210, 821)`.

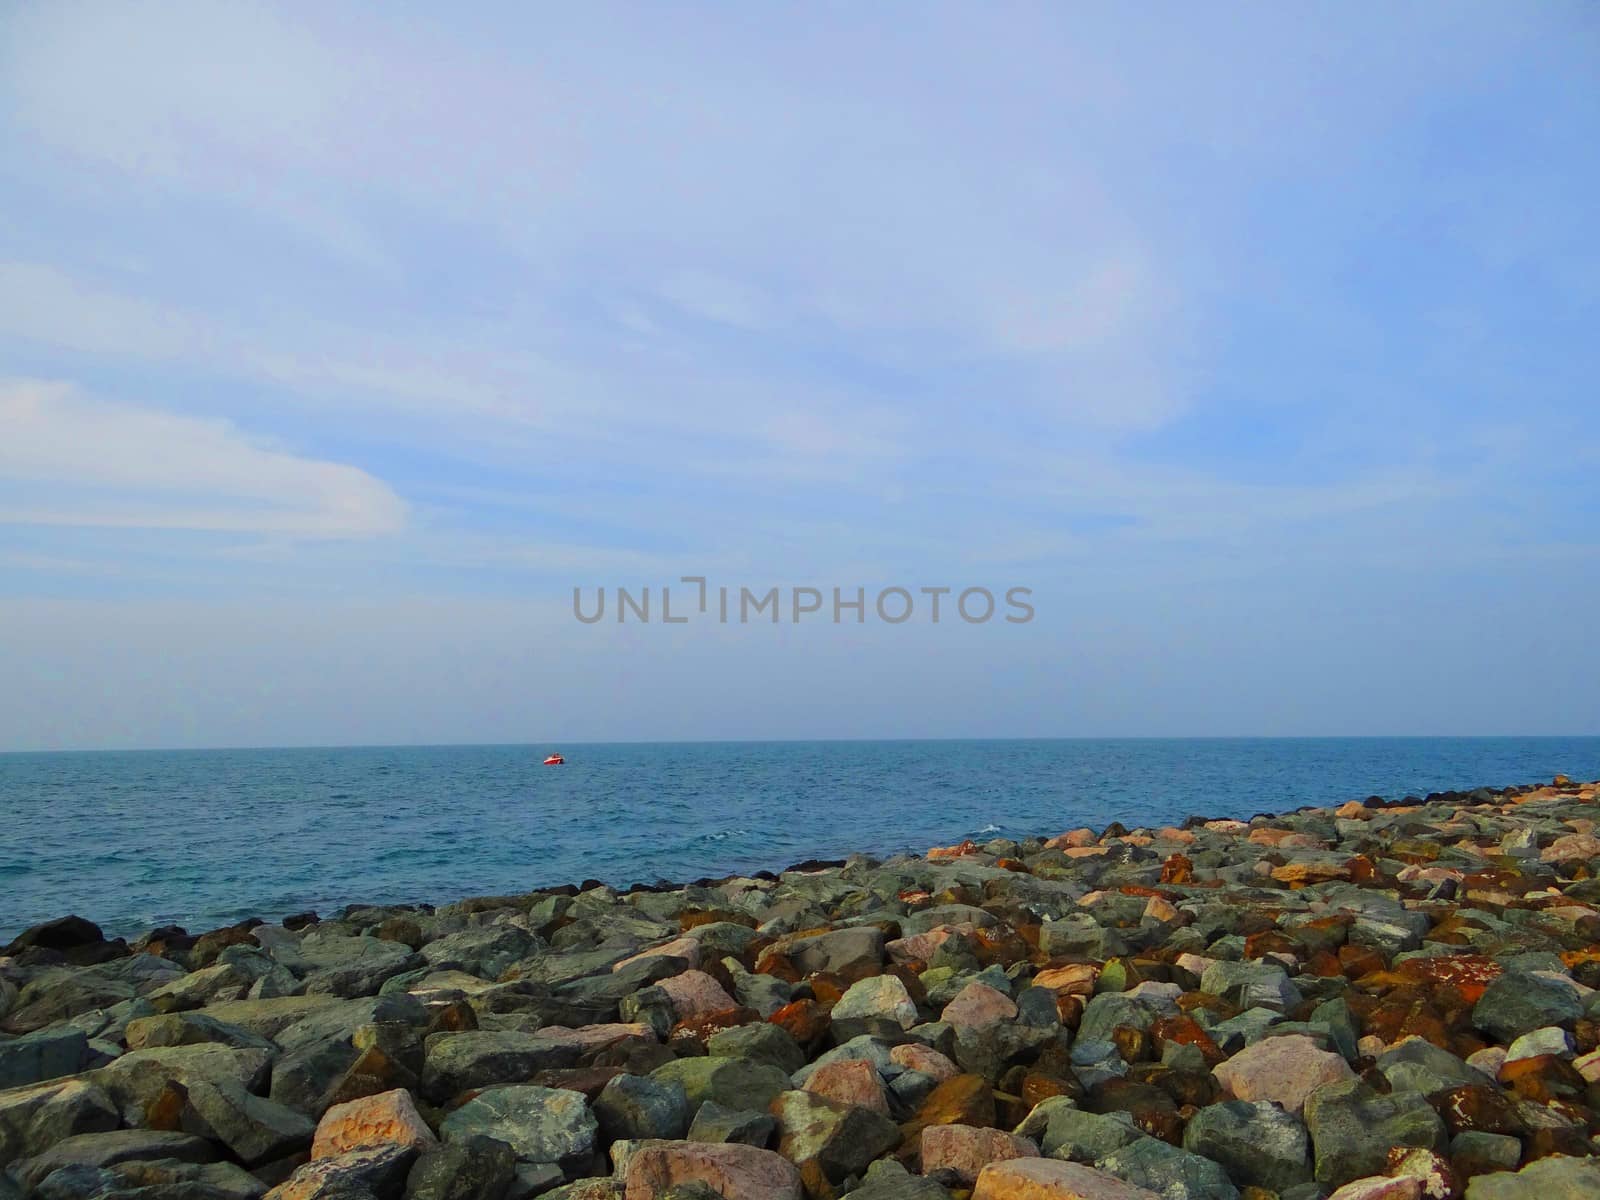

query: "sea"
(3, 737), (1599, 940)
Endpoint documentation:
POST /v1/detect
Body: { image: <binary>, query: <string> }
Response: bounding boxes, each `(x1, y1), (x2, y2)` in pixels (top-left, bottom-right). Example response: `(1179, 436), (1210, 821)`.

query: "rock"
(785, 928), (886, 977)
(15, 1129), (218, 1190)
(686, 1100), (776, 1147)
(1325, 1178), (1421, 1200)
(942, 983), (1020, 1031)
(1182, 1100), (1312, 1193)
(2, 916), (111, 958)
(311, 1087), (437, 1158)
(1014, 1102), (1142, 1162)
(921, 1123), (1039, 1185)
(706, 1023), (806, 1074)
(99, 1158), (268, 1199)
(1449, 1130), (1520, 1179)
(1199, 963), (1300, 1012)
(769, 1089), (900, 1184)
(657, 971), (740, 1024)
(973, 1158), (1164, 1199)
(420, 1031), (581, 1102)
(620, 1140), (803, 1200)
(265, 1143), (415, 1199)
(1212, 1035), (1355, 1114)
(801, 1059), (890, 1115)
(1094, 1136), (1241, 1200)
(890, 1043), (960, 1082)
(830, 975), (919, 1038)
(1503, 1027), (1572, 1063)
(439, 1086), (596, 1175)
(180, 1077), (317, 1166)
(1377, 1040), (1491, 1096)
(649, 1057), (791, 1118)
(0, 1030), (90, 1090)
(1462, 1155), (1600, 1199)
(850, 1157), (954, 1199)
(0, 1079), (120, 1166)
(94, 1043), (275, 1126)
(1471, 974), (1582, 1042)
(1304, 1080), (1445, 1189)
(595, 1073), (692, 1142)
(124, 1011), (276, 1052)
(405, 1133), (517, 1200)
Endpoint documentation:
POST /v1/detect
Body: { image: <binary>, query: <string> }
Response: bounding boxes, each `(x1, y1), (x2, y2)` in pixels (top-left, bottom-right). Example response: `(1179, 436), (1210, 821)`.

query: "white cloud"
(0, 380), (405, 537)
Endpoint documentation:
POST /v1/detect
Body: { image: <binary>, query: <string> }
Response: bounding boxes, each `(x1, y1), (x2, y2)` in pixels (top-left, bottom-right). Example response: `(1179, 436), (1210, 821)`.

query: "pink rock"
(941, 981), (1019, 1030)
(1033, 964), (1098, 996)
(613, 935), (701, 973)
(802, 1059), (889, 1115)
(657, 970), (739, 1022)
(1327, 1177), (1422, 1200)
(889, 1043), (961, 1082)
(974, 1158), (1163, 1199)
(1143, 896), (1180, 924)
(310, 1088), (437, 1159)
(1212, 1033), (1355, 1114)
(886, 927), (960, 965)
(1175, 953), (1215, 979)
(922, 1123), (1040, 1185)
(1543, 833), (1600, 863)
(535, 1023), (657, 1053)
(1466, 1046), (1507, 1077)
(623, 1140), (802, 1200)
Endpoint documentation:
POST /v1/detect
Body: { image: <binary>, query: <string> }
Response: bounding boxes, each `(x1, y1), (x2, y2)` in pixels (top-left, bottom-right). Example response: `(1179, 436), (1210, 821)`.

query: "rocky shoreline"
(4, 776), (1600, 1200)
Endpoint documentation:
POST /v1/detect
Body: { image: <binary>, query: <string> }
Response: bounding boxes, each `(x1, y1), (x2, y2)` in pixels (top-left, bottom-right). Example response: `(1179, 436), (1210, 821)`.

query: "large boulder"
(420, 1031), (582, 1103)
(1182, 1100), (1311, 1193)
(1304, 1080), (1445, 1188)
(439, 1085), (597, 1176)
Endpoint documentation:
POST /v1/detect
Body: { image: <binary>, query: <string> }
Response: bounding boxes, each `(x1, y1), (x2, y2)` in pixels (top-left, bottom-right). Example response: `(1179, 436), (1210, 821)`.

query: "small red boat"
(543, 753), (565, 766)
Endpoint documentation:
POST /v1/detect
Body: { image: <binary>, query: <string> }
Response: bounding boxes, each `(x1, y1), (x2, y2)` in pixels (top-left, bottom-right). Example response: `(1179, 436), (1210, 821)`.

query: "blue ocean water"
(3, 738), (1598, 939)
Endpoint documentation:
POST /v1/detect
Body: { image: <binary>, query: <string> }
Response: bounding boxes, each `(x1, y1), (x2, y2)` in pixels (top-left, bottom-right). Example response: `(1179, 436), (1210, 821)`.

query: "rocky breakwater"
(3, 777), (1600, 1200)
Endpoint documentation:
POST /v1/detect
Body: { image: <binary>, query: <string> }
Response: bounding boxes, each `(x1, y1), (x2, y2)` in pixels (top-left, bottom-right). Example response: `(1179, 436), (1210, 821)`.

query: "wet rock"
(1212, 1035), (1355, 1114)
(595, 1073), (691, 1143)
(620, 1139), (803, 1200)
(439, 1086), (596, 1175)
(1181, 1100), (1311, 1192)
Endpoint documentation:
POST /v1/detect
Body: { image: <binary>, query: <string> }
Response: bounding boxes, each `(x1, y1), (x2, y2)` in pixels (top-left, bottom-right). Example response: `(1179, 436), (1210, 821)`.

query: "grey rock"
(263, 1143), (416, 1199)
(0, 1029), (90, 1089)
(123, 1011), (276, 1053)
(1472, 972), (1583, 1041)
(92, 1043), (274, 1126)
(685, 1100), (776, 1147)
(420, 1031), (581, 1103)
(593, 1073), (690, 1143)
(785, 928), (885, 976)
(1014, 1099), (1141, 1161)
(179, 1077), (316, 1167)
(1377, 1039), (1492, 1096)
(1449, 1131), (1521, 1175)
(1200, 961), (1301, 1012)
(648, 1057), (790, 1117)
(1182, 1100), (1311, 1192)
(1464, 1155), (1600, 1200)
(1304, 1079), (1444, 1188)
(850, 1156), (954, 1199)
(16, 1129), (218, 1190)
(769, 1089), (899, 1185)
(705, 1023), (805, 1074)
(0, 1079), (120, 1167)
(1095, 1135), (1240, 1200)
(440, 1086), (596, 1174)
(406, 1132), (517, 1200)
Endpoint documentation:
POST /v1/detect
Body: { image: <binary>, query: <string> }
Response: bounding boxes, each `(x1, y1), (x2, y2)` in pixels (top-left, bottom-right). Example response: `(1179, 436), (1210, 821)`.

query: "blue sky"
(1, 3), (1596, 750)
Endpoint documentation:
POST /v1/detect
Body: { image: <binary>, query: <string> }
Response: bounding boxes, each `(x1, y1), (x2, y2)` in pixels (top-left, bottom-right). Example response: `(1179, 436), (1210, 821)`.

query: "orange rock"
(973, 1158), (1164, 1199)
(929, 840), (983, 861)
(802, 1059), (890, 1116)
(1159, 854), (1193, 884)
(901, 1074), (997, 1141)
(311, 1088), (436, 1160)
(770, 999), (830, 1049)
(670, 1007), (760, 1044)
(1149, 1015), (1224, 1067)
(1035, 964), (1099, 996)
(921, 1123), (1040, 1185)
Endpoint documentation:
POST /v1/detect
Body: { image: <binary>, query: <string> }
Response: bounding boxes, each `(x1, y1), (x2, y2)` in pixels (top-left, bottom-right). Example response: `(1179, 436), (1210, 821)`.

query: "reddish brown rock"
(803, 1059), (890, 1116)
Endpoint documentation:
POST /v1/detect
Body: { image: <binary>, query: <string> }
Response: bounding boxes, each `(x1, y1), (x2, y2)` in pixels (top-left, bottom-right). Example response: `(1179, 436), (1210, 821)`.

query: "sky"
(1, 2), (1597, 750)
